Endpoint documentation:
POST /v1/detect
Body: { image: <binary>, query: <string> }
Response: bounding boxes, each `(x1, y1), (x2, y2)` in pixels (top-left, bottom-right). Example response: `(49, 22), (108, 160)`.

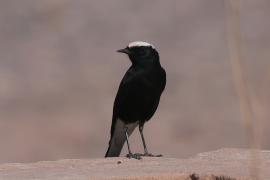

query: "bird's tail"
(105, 118), (138, 157)
(105, 119), (127, 157)
(105, 138), (125, 157)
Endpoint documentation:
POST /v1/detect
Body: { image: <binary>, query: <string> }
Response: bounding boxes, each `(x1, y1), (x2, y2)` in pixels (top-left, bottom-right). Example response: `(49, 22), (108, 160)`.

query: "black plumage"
(105, 41), (166, 159)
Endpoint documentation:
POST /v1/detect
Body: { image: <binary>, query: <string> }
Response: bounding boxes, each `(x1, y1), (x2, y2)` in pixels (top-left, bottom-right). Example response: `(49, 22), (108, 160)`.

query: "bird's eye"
(137, 48), (145, 55)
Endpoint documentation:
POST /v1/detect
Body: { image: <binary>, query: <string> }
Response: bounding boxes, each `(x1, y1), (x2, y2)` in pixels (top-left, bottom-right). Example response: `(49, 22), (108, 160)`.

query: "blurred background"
(0, 0), (269, 163)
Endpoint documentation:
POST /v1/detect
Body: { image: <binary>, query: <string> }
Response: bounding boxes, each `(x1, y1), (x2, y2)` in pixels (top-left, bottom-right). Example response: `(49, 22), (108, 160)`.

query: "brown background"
(0, 0), (269, 163)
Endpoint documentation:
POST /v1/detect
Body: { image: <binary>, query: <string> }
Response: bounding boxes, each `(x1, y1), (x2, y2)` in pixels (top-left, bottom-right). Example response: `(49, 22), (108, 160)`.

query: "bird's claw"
(134, 153), (163, 157)
(148, 153), (163, 157)
(126, 153), (142, 160)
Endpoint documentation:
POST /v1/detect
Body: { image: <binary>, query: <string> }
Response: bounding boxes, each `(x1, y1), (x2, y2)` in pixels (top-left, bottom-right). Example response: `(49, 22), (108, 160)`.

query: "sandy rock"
(0, 148), (269, 180)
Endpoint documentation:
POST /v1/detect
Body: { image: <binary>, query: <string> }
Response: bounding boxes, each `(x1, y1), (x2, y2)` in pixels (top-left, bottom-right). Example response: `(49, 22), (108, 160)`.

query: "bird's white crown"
(128, 41), (155, 49)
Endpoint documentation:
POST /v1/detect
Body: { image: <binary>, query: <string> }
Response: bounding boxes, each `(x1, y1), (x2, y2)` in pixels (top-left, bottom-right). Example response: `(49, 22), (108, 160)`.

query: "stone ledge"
(0, 148), (269, 180)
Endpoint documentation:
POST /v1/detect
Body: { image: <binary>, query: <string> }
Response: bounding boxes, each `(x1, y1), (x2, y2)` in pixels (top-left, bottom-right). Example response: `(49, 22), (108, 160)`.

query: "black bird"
(105, 41), (166, 159)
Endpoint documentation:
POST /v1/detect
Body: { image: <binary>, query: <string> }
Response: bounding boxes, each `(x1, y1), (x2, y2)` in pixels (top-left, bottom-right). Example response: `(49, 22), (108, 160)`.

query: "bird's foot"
(126, 153), (142, 160)
(134, 153), (163, 157)
(146, 153), (163, 157)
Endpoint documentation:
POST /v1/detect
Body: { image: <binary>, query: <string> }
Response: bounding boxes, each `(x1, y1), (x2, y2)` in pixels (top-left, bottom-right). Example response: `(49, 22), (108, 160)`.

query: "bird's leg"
(124, 126), (141, 160)
(139, 125), (149, 155)
(137, 124), (162, 157)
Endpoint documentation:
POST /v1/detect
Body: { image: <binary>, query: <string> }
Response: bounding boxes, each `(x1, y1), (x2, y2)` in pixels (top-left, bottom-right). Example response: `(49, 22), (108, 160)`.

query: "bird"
(105, 41), (166, 159)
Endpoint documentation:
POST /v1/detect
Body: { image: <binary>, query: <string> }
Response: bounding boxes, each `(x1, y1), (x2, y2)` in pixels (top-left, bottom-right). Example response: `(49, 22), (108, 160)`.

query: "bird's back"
(113, 65), (166, 124)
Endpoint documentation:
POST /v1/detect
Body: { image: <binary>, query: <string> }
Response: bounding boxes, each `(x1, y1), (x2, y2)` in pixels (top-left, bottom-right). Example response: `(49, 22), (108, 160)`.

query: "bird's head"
(117, 41), (160, 66)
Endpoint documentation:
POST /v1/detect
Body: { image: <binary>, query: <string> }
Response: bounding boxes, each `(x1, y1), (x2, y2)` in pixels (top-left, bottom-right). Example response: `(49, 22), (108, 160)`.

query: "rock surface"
(0, 148), (269, 180)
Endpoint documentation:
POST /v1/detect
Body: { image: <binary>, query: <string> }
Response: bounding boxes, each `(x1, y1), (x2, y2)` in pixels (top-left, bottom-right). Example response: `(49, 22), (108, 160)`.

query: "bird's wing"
(110, 67), (140, 136)
(105, 69), (140, 157)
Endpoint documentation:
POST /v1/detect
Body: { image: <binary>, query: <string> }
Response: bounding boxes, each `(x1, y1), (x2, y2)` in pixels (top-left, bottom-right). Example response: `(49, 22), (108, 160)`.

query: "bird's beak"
(117, 47), (131, 54)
